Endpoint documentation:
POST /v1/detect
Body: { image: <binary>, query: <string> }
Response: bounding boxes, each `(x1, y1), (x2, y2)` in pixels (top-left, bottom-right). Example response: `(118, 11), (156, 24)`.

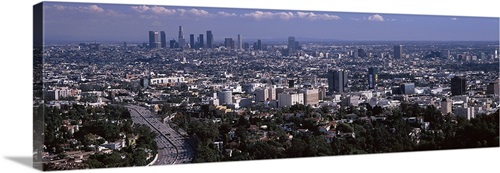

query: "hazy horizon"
(42, 2), (500, 43)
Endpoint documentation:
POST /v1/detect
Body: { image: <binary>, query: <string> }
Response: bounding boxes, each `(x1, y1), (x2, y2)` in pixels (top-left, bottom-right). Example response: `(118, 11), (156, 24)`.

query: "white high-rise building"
(303, 88), (319, 106)
(278, 92), (304, 107)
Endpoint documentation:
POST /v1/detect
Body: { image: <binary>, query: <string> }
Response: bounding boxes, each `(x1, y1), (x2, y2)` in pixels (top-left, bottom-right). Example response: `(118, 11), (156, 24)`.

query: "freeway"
(126, 105), (195, 165)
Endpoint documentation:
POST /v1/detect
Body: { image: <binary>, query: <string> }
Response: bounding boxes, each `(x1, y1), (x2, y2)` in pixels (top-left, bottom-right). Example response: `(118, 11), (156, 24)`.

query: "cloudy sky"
(42, 2), (499, 42)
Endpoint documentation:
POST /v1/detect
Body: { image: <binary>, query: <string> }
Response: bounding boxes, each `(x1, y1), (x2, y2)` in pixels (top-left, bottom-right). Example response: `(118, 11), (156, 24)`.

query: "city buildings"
(237, 34), (242, 50)
(206, 30), (213, 48)
(328, 69), (348, 94)
(178, 26), (185, 49)
(451, 76), (467, 96)
(218, 89), (233, 105)
(160, 31), (167, 48)
(278, 92), (304, 107)
(394, 45), (403, 59)
(148, 31), (160, 49)
(368, 67), (378, 90)
(400, 83), (415, 95)
(441, 98), (452, 115)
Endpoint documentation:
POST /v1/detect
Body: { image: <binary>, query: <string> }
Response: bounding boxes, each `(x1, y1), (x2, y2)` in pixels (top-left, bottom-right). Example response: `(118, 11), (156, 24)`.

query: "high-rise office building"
(218, 89), (233, 105)
(178, 26), (185, 48)
(198, 34), (204, 48)
(237, 34), (242, 50)
(190, 34), (195, 49)
(328, 69), (348, 94)
(288, 36), (295, 52)
(206, 30), (213, 48)
(451, 76), (467, 96)
(368, 67), (378, 89)
(169, 39), (176, 48)
(257, 39), (262, 50)
(160, 31), (167, 48)
(148, 31), (159, 49)
(224, 38), (233, 50)
(278, 92), (304, 107)
(303, 88), (319, 106)
(255, 87), (269, 102)
(486, 79), (499, 95)
(400, 83), (415, 95)
(394, 45), (403, 59)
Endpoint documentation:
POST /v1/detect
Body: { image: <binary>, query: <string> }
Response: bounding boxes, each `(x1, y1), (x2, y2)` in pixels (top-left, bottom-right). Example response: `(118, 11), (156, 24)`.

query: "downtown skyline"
(42, 2), (499, 43)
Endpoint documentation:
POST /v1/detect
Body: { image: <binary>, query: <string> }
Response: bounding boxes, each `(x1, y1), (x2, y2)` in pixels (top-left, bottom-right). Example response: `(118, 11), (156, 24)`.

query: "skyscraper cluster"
(151, 26), (213, 49)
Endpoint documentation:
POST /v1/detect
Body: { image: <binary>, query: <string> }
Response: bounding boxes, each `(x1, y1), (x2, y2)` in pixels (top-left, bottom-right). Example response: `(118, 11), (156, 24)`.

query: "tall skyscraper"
(451, 76), (467, 96)
(198, 34), (204, 48)
(224, 38), (233, 50)
(257, 39), (262, 50)
(237, 34), (242, 50)
(394, 45), (403, 59)
(206, 30), (213, 48)
(328, 69), (348, 94)
(368, 67), (378, 89)
(160, 31), (167, 48)
(148, 31), (159, 49)
(178, 26), (185, 48)
(288, 36), (295, 52)
(189, 34), (195, 49)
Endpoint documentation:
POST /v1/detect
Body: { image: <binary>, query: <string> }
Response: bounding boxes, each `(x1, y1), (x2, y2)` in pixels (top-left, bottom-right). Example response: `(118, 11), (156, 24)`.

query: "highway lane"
(126, 105), (194, 165)
(127, 106), (177, 165)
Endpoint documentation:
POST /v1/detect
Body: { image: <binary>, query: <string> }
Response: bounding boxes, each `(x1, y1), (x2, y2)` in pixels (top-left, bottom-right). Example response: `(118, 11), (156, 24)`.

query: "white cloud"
(317, 13), (341, 20)
(150, 6), (176, 15)
(85, 5), (104, 13)
(242, 11), (275, 20)
(276, 12), (295, 20)
(451, 17), (458, 21)
(177, 9), (186, 16)
(48, 4), (123, 16)
(131, 6), (213, 17)
(242, 10), (339, 21)
(368, 14), (385, 21)
(131, 5), (150, 13)
(218, 11), (237, 17)
(296, 11), (340, 20)
(187, 8), (212, 17)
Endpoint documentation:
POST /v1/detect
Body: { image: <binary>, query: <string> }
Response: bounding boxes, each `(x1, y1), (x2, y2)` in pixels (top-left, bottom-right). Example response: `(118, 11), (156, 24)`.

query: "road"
(126, 105), (195, 165)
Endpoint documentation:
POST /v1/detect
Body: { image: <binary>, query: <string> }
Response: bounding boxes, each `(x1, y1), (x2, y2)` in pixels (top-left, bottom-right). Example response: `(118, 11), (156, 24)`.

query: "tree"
(285, 138), (308, 158)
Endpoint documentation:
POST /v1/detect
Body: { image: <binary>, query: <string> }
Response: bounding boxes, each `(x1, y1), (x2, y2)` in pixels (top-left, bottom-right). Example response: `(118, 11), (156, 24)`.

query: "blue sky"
(42, 2), (499, 42)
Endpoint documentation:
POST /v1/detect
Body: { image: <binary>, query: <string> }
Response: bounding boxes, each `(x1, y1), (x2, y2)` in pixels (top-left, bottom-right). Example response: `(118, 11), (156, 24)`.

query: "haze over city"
(43, 2), (499, 42)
